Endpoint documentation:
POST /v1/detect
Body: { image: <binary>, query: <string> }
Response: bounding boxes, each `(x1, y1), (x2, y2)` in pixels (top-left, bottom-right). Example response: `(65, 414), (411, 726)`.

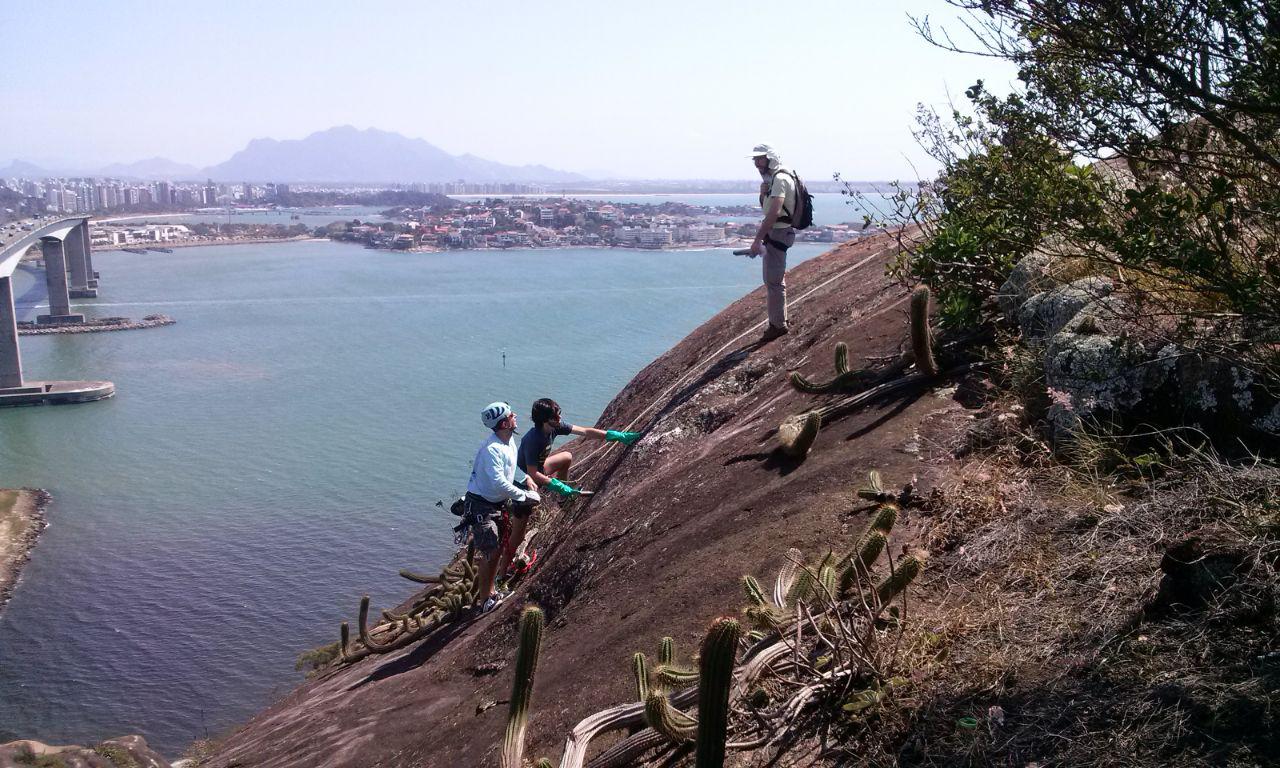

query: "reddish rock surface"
(206, 231), (971, 768)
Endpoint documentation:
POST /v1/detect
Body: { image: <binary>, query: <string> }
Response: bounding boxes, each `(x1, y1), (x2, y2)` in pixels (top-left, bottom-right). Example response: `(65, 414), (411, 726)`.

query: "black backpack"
(775, 170), (814, 230)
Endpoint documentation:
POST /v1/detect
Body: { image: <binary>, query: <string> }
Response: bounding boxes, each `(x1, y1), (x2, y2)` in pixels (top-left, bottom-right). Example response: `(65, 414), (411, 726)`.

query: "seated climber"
(495, 398), (642, 581)
(461, 401), (540, 613)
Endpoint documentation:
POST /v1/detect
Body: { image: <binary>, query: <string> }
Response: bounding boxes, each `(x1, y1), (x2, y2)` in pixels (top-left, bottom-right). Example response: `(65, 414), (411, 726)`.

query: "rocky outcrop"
(999, 253), (1279, 445)
(0, 735), (169, 768)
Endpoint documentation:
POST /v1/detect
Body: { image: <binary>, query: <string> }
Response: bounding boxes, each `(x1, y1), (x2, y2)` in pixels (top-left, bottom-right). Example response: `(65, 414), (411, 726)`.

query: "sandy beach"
(0, 488), (50, 610)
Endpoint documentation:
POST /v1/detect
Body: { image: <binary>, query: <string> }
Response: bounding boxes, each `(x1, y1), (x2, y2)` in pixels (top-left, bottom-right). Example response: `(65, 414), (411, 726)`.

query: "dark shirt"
(518, 422), (574, 475)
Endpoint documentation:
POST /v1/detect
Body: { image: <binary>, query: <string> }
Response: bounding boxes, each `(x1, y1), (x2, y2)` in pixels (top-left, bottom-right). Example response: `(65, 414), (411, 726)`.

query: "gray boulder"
(1017, 276), (1114, 340)
(997, 251), (1062, 319)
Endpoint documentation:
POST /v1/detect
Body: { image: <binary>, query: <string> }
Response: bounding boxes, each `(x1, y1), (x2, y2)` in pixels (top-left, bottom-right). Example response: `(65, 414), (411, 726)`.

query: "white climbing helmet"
(481, 401), (513, 429)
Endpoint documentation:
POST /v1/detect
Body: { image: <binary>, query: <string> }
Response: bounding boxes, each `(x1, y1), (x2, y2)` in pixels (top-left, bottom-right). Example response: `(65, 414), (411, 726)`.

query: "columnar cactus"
(659, 636), (676, 666)
(840, 530), (887, 597)
(817, 564), (837, 602)
(742, 575), (768, 607)
(834, 341), (850, 376)
(502, 605), (545, 768)
(696, 617), (741, 768)
(632, 652), (649, 701)
(876, 554), (925, 608)
(778, 410), (822, 458)
(787, 565), (816, 604)
(858, 469), (894, 502)
(871, 503), (898, 534)
(911, 285), (940, 376)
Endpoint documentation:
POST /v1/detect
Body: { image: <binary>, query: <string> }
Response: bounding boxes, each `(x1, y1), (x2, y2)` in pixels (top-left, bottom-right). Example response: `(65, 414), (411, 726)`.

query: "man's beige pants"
(763, 227), (796, 328)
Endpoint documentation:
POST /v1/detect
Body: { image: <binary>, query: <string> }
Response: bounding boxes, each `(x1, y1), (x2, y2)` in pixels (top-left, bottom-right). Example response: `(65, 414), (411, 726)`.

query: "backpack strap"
(771, 169), (797, 223)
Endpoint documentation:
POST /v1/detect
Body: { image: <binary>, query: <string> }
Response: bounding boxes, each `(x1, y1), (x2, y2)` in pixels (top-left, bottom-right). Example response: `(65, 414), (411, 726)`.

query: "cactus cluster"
(630, 618), (741, 766)
(335, 553), (479, 665)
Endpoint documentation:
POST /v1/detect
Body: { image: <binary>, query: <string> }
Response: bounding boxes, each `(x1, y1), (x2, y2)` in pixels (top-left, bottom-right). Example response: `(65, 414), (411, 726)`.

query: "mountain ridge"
(2, 126), (586, 184)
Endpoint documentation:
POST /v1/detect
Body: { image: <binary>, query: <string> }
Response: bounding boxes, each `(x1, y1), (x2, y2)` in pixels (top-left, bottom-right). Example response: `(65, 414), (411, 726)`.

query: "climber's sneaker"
(759, 324), (789, 343)
(480, 591), (507, 614)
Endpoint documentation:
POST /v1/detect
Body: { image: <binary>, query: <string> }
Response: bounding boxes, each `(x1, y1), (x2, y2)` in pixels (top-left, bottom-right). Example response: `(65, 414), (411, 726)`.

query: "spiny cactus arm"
(655, 664), (699, 689)
(817, 565), (837, 604)
(777, 410), (821, 458)
(696, 617), (741, 768)
(774, 548), (803, 607)
(870, 503), (898, 534)
(834, 341), (850, 376)
(502, 606), (546, 768)
(786, 564), (816, 604)
(644, 692), (697, 743)
(857, 469), (894, 502)
(911, 285), (940, 376)
(742, 575), (768, 607)
(875, 554), (925, 610)
(399, 569), (441, 583)
(339, 622), (349, 661)
(840, 531), (888, 597)
(632, 653), (649, 702)
(535, 760), (555, 768)
(745, 604), (788, 631)
(789, 370), (836, 394)
(659, 636), (676, 666)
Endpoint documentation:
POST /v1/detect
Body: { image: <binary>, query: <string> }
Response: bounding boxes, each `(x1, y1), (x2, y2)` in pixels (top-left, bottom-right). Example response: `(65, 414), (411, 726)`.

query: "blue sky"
(1, 0), (1015, 180)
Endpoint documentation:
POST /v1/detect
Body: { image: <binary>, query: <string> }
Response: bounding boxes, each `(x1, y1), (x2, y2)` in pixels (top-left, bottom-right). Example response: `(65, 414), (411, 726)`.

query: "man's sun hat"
(481, 401), (513, 429)
(749, 143), (776, 158)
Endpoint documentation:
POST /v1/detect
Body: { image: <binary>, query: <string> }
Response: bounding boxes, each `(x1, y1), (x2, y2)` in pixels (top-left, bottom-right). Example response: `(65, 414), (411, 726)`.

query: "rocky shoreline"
(0, 488), (51, 611)
(18, 314), (176, 335)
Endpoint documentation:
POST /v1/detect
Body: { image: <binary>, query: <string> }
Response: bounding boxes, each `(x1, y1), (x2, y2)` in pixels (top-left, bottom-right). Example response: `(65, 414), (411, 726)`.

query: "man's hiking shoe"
(480, 592), (507, 614)
(760, 324), (789, 342)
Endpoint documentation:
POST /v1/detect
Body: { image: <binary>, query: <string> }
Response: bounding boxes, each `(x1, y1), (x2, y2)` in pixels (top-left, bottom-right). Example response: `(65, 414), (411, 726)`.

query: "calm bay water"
(0, 238), (828, 754)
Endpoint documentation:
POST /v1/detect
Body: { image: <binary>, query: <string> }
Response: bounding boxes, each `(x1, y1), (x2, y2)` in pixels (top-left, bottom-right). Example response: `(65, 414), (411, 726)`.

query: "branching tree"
(884, 0), (1279, 386)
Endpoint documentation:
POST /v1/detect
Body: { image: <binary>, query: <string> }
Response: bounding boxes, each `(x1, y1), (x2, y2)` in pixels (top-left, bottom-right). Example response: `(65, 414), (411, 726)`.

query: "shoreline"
(0, 488), (51, 612)
(96, 235), (322, 252)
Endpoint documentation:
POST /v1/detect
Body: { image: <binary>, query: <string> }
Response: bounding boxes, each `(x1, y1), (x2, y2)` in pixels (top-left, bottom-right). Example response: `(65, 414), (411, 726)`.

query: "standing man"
(463, 401), (540, 613)
(495, 398), (641, 581)
(747, 143), (797, 342)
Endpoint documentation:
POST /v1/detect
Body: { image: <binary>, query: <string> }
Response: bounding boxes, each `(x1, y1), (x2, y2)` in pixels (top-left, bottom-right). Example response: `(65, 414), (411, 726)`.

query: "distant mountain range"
(0, 127), (586, 184)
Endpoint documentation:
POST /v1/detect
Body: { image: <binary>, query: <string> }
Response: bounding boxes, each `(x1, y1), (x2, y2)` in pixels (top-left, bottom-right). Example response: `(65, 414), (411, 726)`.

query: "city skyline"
(1, 0), (1016, 182)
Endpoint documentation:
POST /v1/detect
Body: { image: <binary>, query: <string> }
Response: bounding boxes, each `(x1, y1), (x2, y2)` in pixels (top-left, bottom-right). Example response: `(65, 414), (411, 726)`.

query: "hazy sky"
(1, 0), (1016, 181)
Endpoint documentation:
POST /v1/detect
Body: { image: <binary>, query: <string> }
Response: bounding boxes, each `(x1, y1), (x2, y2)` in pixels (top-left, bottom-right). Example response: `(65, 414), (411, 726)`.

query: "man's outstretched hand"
(605, 430), (642, 446)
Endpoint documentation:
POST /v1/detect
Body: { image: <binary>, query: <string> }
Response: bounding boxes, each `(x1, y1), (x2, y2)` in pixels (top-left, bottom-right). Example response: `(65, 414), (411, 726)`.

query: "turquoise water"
(0, 238), (829, 754)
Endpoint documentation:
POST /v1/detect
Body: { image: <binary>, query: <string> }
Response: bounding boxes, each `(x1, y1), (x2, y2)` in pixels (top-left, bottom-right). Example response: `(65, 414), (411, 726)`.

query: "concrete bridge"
(0, 216), (113, 406)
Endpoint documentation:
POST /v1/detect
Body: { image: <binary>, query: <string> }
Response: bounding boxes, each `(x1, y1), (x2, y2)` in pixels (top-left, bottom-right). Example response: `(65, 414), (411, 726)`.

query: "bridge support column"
(37, 237), (84, 325)
(0, 276), (27, 389)
(67, 221), (98, 298)
(82, 220), (99, 288)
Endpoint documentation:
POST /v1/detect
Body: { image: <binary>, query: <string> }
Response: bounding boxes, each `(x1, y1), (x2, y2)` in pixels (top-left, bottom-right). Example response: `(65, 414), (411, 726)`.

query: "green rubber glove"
(605, 430), (642, 446)
(546, 478), (580, 497)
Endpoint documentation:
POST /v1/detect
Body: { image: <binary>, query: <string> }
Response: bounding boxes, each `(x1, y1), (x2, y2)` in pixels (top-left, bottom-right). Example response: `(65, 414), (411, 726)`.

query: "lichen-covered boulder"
(1017, 276), (1114, 340)
(1042, 331), (1149, 437)
(997, 251), (1062, 319)
(0, 735), (169, 768)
